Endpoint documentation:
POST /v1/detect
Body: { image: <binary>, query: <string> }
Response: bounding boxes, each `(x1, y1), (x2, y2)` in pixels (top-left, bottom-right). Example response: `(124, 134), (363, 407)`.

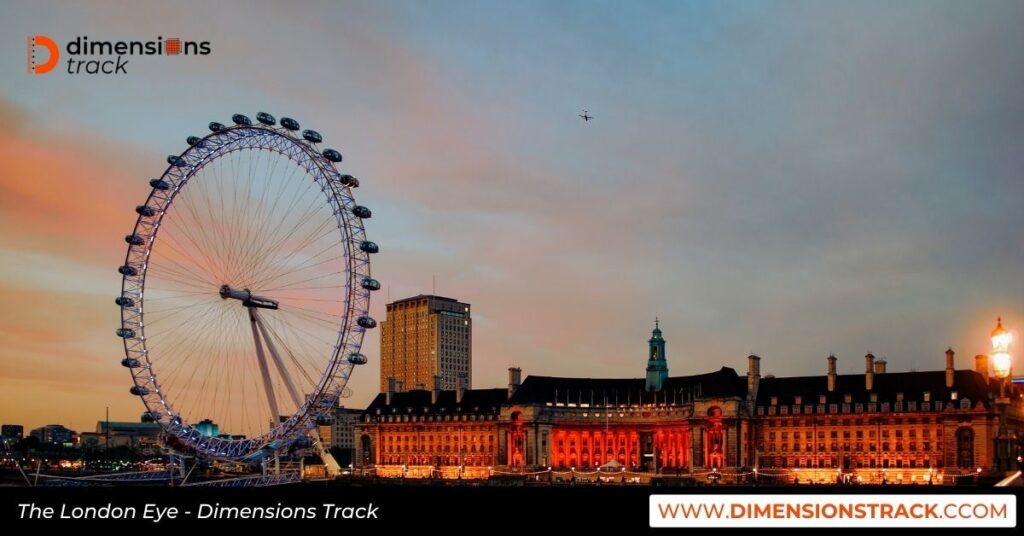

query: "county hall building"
(354, 322), (1023, 483)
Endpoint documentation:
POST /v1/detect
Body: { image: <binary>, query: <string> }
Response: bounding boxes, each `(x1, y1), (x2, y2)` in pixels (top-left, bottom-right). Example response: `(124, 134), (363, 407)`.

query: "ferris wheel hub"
(219, 284), (279, 310)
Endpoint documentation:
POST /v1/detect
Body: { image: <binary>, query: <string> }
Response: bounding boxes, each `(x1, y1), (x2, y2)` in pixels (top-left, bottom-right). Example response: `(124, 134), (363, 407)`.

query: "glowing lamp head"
(991, 317), (1011, 353)
(993, 352), (1012, 379)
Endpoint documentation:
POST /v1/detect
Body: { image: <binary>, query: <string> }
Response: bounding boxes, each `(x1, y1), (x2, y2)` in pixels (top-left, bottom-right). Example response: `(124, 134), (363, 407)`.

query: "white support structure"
(253, 310), (302, 409)
(250, 306), (342, 478)
(249, 307), (281, 422)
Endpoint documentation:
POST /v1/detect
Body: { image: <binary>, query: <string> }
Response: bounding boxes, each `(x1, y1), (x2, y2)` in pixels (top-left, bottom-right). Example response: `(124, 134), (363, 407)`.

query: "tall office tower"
(379, 295), (472, 392)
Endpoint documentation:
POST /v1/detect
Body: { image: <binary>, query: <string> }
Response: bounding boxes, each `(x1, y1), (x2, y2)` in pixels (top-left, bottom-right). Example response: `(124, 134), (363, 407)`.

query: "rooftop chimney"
(456, 373), (467, 404)
(945, 348), (955, 388)
(865, 353), (875, 391)
(827, 354), (837, 392)
(508, 367), (522, 398)
(747, 355), (761, 402)
(394, 380), (405, 393)
(874, 359), (887, 374)
(975, 354), (989, 377)
(386, 377), (396, 405)
(432, 375), (442, 404)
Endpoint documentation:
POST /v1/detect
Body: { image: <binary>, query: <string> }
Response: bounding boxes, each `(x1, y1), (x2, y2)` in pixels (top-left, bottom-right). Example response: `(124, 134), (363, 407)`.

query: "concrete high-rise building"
(380, 294), (472, 392)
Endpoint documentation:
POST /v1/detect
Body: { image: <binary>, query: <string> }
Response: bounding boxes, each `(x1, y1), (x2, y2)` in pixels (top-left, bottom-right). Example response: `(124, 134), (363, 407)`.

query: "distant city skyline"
(1, 0), (1023, 431)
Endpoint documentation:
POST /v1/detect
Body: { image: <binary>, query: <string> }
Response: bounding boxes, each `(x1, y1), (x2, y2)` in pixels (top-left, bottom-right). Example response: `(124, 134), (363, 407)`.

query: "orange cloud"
(0, 98), (157, 430)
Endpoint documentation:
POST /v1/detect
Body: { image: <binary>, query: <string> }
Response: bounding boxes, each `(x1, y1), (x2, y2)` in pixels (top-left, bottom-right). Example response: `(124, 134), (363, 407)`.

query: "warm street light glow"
(991, 317), (1012, 379)
(991, 317), (1011, 353)
(993, 352), (1012, 379)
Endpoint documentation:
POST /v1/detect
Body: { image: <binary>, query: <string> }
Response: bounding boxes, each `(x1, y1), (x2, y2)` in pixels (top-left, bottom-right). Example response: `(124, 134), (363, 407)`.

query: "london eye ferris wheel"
(115, 112), (379, 461)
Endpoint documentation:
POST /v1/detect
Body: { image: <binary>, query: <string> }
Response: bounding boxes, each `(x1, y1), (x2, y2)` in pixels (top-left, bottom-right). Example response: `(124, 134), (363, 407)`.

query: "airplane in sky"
(579, 110), (593, 122)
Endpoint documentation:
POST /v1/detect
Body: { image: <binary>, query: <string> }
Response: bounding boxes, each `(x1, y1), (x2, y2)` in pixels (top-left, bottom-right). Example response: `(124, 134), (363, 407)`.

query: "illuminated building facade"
(379, 295), (472, 392)
(355, 378), (505, 479)
(500, 367), (748, 471)
(356, 322), (1024, 482)
(751, 351), (1024, 483)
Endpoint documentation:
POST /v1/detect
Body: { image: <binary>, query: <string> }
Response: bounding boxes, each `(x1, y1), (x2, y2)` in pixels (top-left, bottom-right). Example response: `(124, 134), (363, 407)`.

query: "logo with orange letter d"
(27, 35), (60, 74)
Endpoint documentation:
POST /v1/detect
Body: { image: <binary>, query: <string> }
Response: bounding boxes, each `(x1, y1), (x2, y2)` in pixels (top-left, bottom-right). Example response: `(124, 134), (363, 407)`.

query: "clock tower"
(645, 318), (668, 392)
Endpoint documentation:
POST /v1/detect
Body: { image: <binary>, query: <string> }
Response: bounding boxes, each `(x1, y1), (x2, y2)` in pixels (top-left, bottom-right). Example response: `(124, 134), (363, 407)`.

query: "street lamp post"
(991, 317), (1013, 472)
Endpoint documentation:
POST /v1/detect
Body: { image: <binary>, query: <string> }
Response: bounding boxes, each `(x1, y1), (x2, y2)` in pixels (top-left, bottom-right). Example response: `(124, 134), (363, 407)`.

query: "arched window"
(956, 427), (974, 469)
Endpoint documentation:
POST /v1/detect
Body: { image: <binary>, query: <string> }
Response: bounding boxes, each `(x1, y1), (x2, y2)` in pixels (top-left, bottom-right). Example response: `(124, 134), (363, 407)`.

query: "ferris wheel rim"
(117, 117), (372, 460)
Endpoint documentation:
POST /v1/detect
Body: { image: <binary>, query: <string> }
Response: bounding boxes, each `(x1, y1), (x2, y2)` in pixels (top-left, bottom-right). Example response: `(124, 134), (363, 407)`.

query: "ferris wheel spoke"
(279, 307), (344, 331)
(144, 233), (222, 286)
(268, 284), (346, 292)
(144, 267), (216, 293)
(275, 295), (348, 303)
(248, 152), (292, 250)
(248, 220), (342, 288)
(223, 148), (259, 280)
(143, 298), (220, 325)
(151, 230), (221, 284)
(250, 249), (343, 292)
(236, 153), (304, 281)
(170, 187), (233, 281)
(147, 303), (225, 355)
(248, 175), (329, 266)
(260, 322), (326, 397)
(273, 309), (341, 350)
(280, 301), (343, 320)
(259, 317), (318, 388)
(238, 148), (282, 279)
(262, 269), (344, 293)
(143, 288), (215, 299)
(248, 205), (331, 284)
(152, 307), (232, 379)
(145, 257), (218, 289)
(190, 310), (242, 423)
(152, 304), (233, 390)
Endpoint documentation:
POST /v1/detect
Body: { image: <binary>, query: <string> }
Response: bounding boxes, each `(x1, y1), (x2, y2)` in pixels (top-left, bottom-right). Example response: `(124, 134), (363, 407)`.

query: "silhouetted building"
(82, 420), (161, 450)
(1, 424), (23, 441)
(30, 424), (74, 446)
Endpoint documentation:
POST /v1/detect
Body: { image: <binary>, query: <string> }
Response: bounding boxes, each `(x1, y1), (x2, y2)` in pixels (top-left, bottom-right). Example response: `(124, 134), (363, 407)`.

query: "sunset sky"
(2, 0), (1023, 432)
